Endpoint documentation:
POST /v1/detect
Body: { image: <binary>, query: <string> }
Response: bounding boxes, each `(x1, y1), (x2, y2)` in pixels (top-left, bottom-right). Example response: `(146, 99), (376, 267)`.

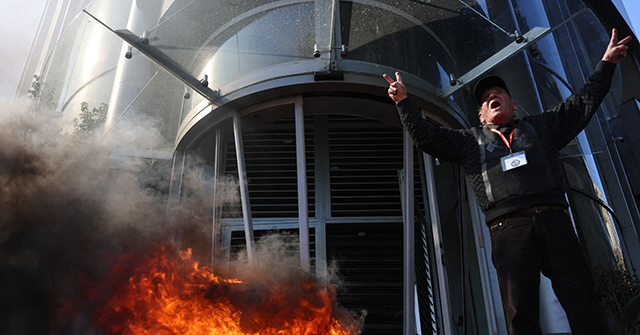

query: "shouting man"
(384, 29), (631, 334)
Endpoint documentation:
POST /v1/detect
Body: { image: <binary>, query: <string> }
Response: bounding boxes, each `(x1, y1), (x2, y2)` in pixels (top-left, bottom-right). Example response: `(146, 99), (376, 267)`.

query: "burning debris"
(0, 99), (364, 335)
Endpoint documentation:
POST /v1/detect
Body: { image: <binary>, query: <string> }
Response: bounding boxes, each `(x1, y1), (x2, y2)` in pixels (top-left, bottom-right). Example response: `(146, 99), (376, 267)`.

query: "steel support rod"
(233, 111), (254, 261)
(211, 128), (223, 264)
(83, 10), (220, 102)
(166, 150), (186, 212)
(295, 96), (311, 273)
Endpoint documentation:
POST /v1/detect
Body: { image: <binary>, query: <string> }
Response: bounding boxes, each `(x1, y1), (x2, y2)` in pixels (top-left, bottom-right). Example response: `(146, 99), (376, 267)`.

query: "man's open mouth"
(490, 100), (501, 109)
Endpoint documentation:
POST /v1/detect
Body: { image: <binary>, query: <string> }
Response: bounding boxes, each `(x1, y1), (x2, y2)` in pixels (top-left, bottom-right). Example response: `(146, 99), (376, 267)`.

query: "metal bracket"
(439, 7), (588, 99)
(439, 26), (551, 99)
(83, 10), (221, 103)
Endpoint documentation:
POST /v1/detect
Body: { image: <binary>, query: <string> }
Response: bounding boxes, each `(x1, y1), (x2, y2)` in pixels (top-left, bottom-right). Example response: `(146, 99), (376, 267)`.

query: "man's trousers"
(489, 208), (608, 335)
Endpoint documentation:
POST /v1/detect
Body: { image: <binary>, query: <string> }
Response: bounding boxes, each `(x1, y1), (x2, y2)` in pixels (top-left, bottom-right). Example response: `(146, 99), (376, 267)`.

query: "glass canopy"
(81, 0), (588, 101)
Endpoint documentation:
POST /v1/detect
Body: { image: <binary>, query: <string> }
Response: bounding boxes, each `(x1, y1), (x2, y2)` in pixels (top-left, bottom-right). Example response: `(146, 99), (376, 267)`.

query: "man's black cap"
(473, 76), (510, 106)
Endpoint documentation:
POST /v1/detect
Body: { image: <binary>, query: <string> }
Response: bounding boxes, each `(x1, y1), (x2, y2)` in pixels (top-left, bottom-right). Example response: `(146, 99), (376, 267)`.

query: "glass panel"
(339, 0), (577, 88)
(85, 0), (286, 36)
(572, 10), (624, 119)
(195, 3), (315, 90)
(339, 0), (457, 90)
(524, 8), (620, 119)
(37, 7), (185, 150)
(39, 13), (123, 113)
(432, 159), (488, 334)
(58, 72), (116, 136)
(181, 85), (206, 122)
(84, 0), (317, 91)
(81, 0), (588, 95)
(561, 154), (622, 269)
(338, 0), (586, 89)
(101, 60), (186, 152)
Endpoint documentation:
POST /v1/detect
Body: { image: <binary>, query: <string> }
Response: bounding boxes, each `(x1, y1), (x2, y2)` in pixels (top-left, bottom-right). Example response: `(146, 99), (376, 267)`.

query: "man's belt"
(492, 205), (567, 224)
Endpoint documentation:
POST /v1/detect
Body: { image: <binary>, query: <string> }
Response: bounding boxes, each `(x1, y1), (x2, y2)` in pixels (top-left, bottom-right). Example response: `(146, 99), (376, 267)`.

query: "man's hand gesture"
(383, 72), (407, 103)
(602, 28), (632, 64)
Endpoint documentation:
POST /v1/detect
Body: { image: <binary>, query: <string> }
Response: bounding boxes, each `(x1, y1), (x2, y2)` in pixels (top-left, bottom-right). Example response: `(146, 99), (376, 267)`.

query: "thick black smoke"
(0, 99), (217, 333)
(0, 99), (363, 335)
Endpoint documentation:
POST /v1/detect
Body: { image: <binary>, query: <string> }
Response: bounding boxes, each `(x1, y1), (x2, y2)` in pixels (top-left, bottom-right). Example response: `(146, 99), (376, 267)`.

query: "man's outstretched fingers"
(395, 72), (403, 84)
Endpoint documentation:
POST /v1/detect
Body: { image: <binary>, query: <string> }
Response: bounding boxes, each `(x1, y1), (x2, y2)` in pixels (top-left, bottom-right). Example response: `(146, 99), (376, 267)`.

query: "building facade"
(21, 0), (640, 333)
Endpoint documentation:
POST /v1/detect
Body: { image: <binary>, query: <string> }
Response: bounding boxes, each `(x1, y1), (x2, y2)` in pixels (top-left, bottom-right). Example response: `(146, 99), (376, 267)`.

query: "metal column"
(166, 150), (186, 211)
(402, 130), (415, 335)
(233, 111), (254, 261)
(423, 153), (453, 334)
(211, 129), (224, 262)
(467, 179), (506, 335)
(295, 96), (311, 273)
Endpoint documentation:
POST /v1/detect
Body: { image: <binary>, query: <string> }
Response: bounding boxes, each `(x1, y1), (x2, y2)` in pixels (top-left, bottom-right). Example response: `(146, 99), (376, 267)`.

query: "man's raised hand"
(383, 72), (407, 103)
(602, 28), (632, 64)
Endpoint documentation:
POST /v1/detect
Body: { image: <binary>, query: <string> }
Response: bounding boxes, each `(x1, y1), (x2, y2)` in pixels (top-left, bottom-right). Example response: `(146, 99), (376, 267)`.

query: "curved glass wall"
(38, 0), (193, 151)
(39, 6), (126, 123)
(182, 2), (316, 114)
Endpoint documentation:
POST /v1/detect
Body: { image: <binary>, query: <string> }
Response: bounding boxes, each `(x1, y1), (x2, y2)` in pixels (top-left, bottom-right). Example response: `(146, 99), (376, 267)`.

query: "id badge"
(501, 151), (527, 172)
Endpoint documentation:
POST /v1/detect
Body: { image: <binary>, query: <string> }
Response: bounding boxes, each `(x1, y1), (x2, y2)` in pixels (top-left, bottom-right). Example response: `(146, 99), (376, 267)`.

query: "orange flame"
(89, 246), (361, 335)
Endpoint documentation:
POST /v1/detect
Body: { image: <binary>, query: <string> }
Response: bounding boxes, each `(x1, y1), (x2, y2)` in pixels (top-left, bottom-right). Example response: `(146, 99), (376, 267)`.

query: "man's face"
(478, 87), (517, 126)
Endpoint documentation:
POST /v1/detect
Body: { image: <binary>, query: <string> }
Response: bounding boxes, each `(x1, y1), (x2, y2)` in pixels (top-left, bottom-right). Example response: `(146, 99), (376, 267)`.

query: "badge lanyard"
(488, 125), (516, 154)
(488, 124), (527, 171)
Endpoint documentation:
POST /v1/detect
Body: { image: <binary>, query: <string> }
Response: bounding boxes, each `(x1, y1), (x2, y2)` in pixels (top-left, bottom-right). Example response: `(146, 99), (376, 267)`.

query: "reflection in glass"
(195, 4), (315, 90)
(59, 72), (116, 135)
(340, 1), (454, 88)
(39, 14), (123, 114)
(562, 155), (623, 269)
(102, 64), (185, 152)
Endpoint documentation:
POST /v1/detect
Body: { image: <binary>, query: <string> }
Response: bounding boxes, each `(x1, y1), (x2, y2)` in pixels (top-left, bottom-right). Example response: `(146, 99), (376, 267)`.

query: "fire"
(85, 245), (361, 335)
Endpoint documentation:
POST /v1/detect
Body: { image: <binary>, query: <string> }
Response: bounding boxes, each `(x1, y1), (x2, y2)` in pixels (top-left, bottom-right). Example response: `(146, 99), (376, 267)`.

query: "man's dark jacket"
(396, 61), (616, 223)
